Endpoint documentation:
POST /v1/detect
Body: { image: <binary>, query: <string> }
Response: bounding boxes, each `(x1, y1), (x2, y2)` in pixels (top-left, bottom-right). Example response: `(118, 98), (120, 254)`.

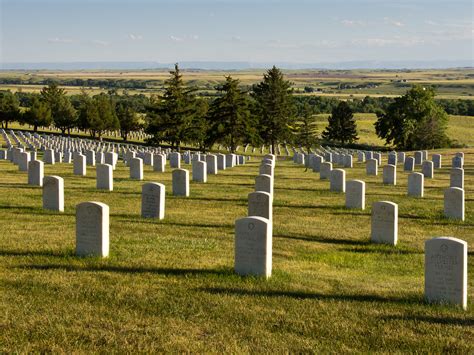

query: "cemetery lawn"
(0, 149), (473, 352)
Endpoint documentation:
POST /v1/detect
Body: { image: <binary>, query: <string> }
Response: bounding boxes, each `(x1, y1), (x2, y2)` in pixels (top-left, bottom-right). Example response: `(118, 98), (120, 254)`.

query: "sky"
(0, 0), (473, 64)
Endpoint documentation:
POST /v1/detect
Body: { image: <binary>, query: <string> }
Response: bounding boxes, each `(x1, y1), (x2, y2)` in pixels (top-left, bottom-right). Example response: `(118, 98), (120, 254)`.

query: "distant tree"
(206, 76), (255, 153)
(89, 94), (119, 139)
(252, 66), (295, 153)
(145, 63), (196, 151)
(375, 85), (449, 149)
(40, 83), (76, 134)
(187, 98), (209, 151)
(0, 90), (20, 129)
(116, 100), (141, 141)
(304, 86), (314, 93)
(293, 102), (318, 154)
(23, 94), (52, 131)
(322, 101), (358, 145)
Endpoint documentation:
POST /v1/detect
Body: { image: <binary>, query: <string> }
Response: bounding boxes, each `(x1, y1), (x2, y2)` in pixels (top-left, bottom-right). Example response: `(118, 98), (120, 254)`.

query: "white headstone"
(330, 169), (346, 192)
(366, 159), (378, 176)
(383, 164), (396, 185)
(192, 160), (207, 182)
(153, 154), (166, 172)
(422, 160), (434, 179)
(73, 154), (86, 176)
(130, 157), (143, 180)
(432, 154), (442, 169)
(234, 216), (272, 278)
(248, 191), (272, 221)
(170, 152), (181, 168)
(206, 154), (218, 175)
(43, 175), (64, 212)
(450, 168), (464, 189)
(172, 169), (190, 196)
(76, 201), (109, 257)
(444, 187), (464, 221)
(96, 164), (113, 191)
(141, 182), (165, 219)
(371, 201), (398, 246)
(320, 162), (332, 180)
(408, 172), (424, 197)
(28, 160), (44, 186)
(404, 157), (415, 172)
(255, 174), (273, 198)
(425, 237), (467, 310)
(345, 180), (365, 209)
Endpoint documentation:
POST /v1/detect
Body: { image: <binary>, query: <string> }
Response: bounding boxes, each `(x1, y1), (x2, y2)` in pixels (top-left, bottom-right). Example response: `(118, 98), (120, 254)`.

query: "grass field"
(1, 68), (473, 99)
(0, 139), (472, 351)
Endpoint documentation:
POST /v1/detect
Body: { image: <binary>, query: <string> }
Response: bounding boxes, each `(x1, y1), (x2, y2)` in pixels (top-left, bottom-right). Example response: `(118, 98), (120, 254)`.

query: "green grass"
(0, 143), (473, 351)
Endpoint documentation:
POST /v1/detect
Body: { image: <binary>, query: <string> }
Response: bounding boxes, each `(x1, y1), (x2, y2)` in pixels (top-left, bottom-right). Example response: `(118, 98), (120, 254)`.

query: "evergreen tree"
(89, 94), (119, 139)
(40, 83), (76, 134)
(293, 102), (318, 154)
(187, 98), (209, 151)
(375, 85), (449, 149)
(145, 63), (196, 151)
(23, 94), (52, 132)
(206, 76), (255, 153)
(322, 101), (358, 145)
(252, 66), (295, 153)
(0, 90), (20, 129)
(116, 100), (141, 141)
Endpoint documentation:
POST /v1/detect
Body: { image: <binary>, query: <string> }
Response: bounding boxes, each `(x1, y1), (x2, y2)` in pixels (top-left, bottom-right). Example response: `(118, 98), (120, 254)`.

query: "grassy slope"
(0, 139), (473, 351)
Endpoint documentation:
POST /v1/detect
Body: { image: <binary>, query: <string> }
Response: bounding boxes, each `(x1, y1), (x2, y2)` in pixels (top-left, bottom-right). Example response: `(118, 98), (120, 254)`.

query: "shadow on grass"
(182, 196), (247, 203)
(339, 246), (422, 255)
(274, 233), (368, 246)
(199, 287), (423, 305)
(206, 182), (254, 187)
(0, 249), (74, 257)
(381, 315), (474, 326)
(18, 263), (233, 276)
(110, 215), (235, 229)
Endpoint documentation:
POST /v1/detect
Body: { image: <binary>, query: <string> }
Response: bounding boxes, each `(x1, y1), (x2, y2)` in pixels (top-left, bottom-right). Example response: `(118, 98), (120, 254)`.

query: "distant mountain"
(1, 60), (472, 71)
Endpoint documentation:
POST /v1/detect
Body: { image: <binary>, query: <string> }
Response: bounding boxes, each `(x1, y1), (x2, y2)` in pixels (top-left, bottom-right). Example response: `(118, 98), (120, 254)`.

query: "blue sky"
(1, 0), (472, 63)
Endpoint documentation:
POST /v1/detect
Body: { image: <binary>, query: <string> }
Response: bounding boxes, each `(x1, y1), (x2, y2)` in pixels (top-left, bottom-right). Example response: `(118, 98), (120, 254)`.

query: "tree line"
(0, 64), (457, 151)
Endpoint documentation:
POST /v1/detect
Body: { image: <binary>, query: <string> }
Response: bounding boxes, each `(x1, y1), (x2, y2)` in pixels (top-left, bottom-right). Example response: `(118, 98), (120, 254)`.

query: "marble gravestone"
(141, 182), (165, 219)
(153, 154), (166, 172)
(345, 180), (365, 210)
(248, 191), (272, 221)
(366, 159), (378, 176)
(259, 163), (273, 176)
(43, 175), (64, 212)
(28, 160), (44, 186)
(371, 201), (398, 246)
(192, 160), (207, 183)
(422, 161), (434, 179)
(255, 174), (273, 198)
(425, 237), (467, 310)
(172, 169), (190, 197)
(432, 154), (442, 169)
(404, 157), (415, 172)
(408, 172), (424, 198)
(444, 187), (464, 221)
(96, 164), (113, 191)
(206, 154), (218, 175)
(74, 154), (87, 176)
(383, 164), (396, 185)
(76, 201), (109, 257)
(234, 216), (272, 278)
(320, 162), (332, 180)
(170, 152), (181, 168)
(130, 157), (143, 180)
(450, 168), (464, 189)
(330, 169), (346, 193)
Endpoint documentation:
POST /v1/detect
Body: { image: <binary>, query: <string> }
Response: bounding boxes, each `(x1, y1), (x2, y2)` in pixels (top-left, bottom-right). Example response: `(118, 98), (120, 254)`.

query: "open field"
(0, 142), (473, 351)
(1, 68), (473, 99)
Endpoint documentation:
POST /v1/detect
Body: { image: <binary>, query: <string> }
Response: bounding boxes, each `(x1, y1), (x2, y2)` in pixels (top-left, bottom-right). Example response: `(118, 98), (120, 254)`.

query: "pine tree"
(252, 66), (295, 154)
(40, 83), (76, 135)
(116, 101), (141, 142)
(293, 103), (318, 154)
(23, 94), (52, 132)
(322, 101), (358, 146)
(206, 76), (255, 153)
(145, 63), (196, 151)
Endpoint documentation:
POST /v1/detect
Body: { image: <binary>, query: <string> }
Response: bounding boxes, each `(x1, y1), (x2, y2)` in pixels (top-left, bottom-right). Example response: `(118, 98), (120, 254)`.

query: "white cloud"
(384, 17), (404, 27)
(424, 20), (438, 26)
(341, 20), (366, 27)
(231, 35), (242, 42)
(352, 36), (426, 47)
(48, 37), (73, 44)
(170, 35), (184, 42)
(91, 39), (109, 46)
(128, 34), (143, 41)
